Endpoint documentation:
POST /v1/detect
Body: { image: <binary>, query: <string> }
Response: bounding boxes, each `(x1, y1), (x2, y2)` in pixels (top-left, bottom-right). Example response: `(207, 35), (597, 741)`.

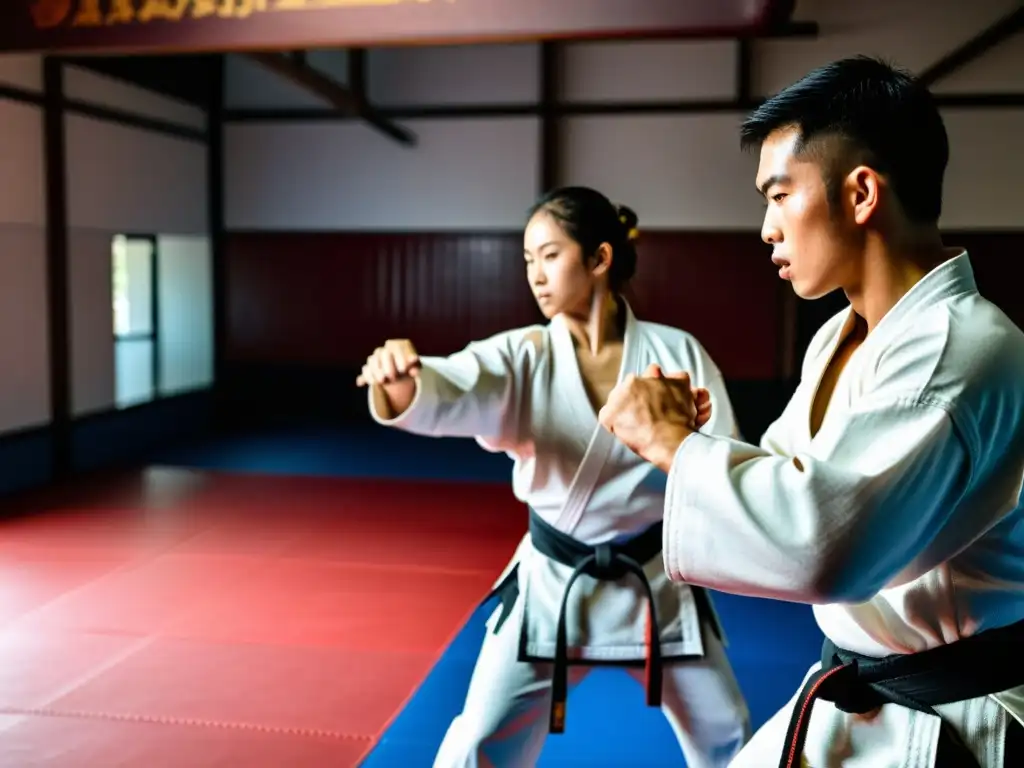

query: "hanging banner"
(2, 0), (777, 55)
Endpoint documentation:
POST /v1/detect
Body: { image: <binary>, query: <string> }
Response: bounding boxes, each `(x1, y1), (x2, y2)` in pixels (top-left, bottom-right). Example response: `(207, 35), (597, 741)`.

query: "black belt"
(527, 509), (665, 735)
(781, 619), (1024, 768)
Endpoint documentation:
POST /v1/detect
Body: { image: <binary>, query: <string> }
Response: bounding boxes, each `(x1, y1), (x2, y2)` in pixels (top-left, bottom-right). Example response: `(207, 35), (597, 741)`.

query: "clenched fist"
(642, 364), (712, 431)
(356, 339), (422, 387)
(598, 365), (701, 472)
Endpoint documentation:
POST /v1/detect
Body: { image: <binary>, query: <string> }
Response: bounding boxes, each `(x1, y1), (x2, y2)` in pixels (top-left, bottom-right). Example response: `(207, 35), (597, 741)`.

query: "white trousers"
(433, 602), (751, 768)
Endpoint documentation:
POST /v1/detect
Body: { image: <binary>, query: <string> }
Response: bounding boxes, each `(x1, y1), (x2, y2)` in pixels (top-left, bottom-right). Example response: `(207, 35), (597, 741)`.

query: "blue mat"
(363, 594), (820, 767)
(156, 426), (824, 766)
(154, 425), (515, 483)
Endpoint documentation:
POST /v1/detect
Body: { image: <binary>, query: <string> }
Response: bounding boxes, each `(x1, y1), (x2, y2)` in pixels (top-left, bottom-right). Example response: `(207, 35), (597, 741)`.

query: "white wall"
(65, 65), (211, 415)
(66, 117), (208, 235)
(225, 50), (350, 110)
(226, 118), (538, 231)
(0, 56), (50, 435)
(0, 59), (214, 435)
(223, 0), (1024, 232)
(367, 44), (539, 107)
(0, 54), (43, 92)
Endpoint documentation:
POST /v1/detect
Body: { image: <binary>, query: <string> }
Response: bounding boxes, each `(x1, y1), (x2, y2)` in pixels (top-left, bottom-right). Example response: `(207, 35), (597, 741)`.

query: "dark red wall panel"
(623, 232), (780, 380)
(226, 232), (541, 365)
(951, 233), (1024, 331)
(225, 230), (1024, 384)
(225, 231), (782, 380)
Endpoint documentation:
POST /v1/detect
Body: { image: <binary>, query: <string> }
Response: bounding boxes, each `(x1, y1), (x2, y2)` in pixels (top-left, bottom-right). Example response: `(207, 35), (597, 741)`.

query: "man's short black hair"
(740, 56), (949, 224)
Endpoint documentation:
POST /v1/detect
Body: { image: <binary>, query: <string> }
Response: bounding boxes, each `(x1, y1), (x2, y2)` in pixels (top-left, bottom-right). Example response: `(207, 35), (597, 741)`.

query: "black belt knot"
(484, 510), (718, 737)
(591, 542), (617, 579)
(816, 655), (887, 715)
(779, 621), (1024, 768)
(527, 510), (665, 735)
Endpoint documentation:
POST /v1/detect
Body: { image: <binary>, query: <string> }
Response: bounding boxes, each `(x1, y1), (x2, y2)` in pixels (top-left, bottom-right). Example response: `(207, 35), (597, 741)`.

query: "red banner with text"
(2, 0), (778, 55)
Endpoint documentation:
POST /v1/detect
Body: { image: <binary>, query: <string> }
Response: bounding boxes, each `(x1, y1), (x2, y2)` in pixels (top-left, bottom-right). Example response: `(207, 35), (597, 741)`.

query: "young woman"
(357, 186), (751, 767)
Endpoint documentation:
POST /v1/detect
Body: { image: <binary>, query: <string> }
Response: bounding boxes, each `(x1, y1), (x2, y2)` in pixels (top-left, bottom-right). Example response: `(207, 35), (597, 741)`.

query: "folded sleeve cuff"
(663, 431), (720, 583)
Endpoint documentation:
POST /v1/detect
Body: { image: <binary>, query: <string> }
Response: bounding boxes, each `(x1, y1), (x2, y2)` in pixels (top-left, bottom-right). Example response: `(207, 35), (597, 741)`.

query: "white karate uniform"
(662, 252), (1024, 767)
(370, 300), (751, 768)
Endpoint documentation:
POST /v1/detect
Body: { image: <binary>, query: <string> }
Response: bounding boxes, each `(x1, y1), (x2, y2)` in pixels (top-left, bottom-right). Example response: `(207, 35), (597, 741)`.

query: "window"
(112, 234), (157, 409)
(111, 233), (214, 409)
(155, 235), (214, 396)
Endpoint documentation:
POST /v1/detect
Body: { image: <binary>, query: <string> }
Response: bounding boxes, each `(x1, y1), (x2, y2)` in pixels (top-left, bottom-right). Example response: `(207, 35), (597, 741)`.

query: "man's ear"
(845, 165), (883, 226)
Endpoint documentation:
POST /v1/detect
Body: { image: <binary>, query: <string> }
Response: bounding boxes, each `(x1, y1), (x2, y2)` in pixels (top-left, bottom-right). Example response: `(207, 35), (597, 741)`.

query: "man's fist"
(641, 364), (712, 430)
(598, 370), (697, 471)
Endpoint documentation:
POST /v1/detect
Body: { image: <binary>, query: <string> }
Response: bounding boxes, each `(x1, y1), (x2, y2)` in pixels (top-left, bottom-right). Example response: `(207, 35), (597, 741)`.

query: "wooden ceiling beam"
(247, 52), (415, 146)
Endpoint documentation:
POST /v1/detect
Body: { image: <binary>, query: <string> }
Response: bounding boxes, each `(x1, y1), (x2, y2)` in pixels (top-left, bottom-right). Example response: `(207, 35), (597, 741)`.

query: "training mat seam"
(0, 706), (374, 741)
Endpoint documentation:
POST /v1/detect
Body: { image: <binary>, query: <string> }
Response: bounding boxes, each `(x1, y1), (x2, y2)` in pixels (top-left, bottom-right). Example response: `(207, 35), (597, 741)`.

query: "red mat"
(0, 468), (525, 766)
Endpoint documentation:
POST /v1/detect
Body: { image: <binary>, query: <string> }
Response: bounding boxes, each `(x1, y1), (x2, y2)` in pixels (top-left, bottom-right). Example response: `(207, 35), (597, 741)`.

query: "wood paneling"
(221, 229), (1024, 441)
(622, 232), (780, 379)
(225, 230), (782, 379)
(225, 231), (541, 365)
(225, 230), (1024, 385)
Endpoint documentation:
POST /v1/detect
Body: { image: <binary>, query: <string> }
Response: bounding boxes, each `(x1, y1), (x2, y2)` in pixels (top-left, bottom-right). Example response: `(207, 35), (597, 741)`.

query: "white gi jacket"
(371, 300), (738, 663)
(663, 252), (1024, 766)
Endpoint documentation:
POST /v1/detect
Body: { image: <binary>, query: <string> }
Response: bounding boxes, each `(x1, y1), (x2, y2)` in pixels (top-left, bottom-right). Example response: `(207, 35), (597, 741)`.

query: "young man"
(598, 56), (1024, 767)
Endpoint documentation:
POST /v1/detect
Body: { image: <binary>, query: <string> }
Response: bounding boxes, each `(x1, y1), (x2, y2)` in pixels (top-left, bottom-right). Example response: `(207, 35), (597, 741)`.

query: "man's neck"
(843, 230), (950, 333)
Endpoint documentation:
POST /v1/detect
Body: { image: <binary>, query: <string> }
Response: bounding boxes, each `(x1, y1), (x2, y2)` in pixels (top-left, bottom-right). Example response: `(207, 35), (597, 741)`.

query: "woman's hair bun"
(617, 204), (640, 241)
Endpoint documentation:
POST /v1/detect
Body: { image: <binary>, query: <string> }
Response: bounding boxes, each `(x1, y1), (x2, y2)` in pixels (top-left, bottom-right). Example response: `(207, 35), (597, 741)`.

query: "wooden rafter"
(918, 6), (1024, 87)
(247, 52), (415, 146)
